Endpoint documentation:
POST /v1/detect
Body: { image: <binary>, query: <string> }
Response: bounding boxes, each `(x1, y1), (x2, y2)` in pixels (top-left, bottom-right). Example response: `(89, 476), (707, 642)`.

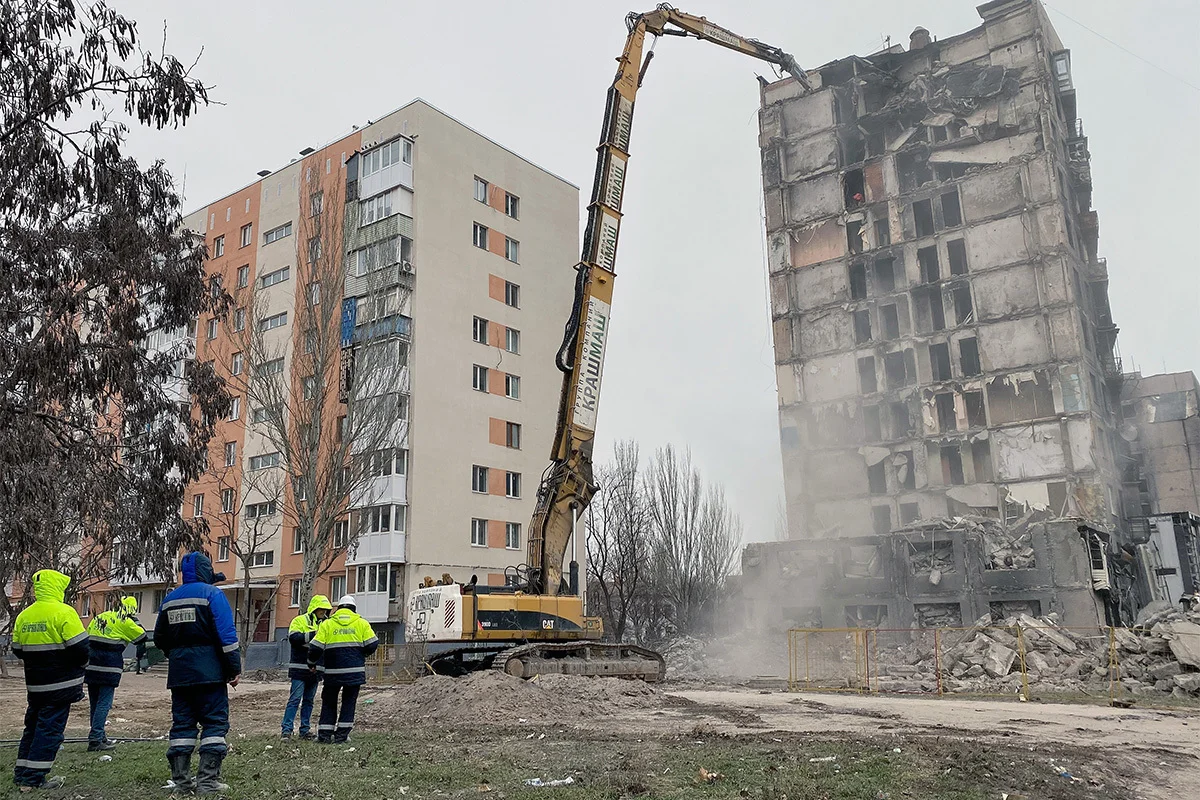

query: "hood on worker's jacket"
(180, 551), (218, 585)
(120, 596), (139, 615)
(31, 569), (70, 603)
(330, 608), (359, 625)
(307, 594), (333, 614)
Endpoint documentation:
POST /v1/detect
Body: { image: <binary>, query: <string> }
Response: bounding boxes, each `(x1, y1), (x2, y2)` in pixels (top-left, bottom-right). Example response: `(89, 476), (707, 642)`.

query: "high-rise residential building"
(82, 99), (578, 646)
(744, 0), (1130, 628)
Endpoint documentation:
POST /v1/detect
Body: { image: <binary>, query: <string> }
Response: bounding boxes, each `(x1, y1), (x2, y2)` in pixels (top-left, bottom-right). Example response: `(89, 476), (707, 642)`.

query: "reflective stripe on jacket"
(153, 552), (241, 688)
(85, 608), (147, 687)
(308, 608), (378, 686)
(287, 595), (332, 682)
(12, 569), (88, 704)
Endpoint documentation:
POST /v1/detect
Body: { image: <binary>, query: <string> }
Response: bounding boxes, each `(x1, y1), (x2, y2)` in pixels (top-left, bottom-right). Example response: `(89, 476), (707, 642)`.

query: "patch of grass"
(0, 728), (1120, 799)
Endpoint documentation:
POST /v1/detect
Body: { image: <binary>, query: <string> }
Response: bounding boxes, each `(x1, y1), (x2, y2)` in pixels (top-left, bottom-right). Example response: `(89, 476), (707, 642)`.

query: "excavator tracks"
(491, 641), (666, 682)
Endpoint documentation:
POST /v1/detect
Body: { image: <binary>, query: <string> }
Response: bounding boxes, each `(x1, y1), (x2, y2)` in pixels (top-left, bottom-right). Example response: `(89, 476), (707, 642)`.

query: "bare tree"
(644, 445), (742, 638)
(218, 157), (412, 608)
(586, 441), (650, 643)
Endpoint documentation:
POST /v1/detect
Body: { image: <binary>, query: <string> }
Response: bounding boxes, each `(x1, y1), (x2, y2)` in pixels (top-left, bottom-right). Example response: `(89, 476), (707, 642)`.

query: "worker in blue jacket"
(154, 551), (240, 794)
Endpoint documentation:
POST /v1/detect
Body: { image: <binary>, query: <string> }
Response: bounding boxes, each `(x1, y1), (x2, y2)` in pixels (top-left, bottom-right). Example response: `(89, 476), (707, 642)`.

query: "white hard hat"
(337, 594), (356, 609)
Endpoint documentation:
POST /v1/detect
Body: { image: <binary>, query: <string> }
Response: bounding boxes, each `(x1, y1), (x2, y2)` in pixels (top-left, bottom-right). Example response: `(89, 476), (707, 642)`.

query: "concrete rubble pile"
(663, 631), (789, 681)
(872, 609), (1200, 700)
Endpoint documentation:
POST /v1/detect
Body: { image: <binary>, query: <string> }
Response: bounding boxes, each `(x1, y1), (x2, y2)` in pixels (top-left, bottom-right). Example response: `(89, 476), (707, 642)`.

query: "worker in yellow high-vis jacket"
(84, 595), (147, 751)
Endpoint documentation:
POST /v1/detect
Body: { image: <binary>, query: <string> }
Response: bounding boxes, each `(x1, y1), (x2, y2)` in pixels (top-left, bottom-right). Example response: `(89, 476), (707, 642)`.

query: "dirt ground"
(1, 670), (1196, 799)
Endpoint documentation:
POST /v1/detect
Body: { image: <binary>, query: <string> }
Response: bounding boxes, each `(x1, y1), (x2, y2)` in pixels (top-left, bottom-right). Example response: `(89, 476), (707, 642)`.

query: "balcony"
(348, 532), (407, 565)
(355, 592), (401, 624)
(109, 565), (173, 588)
(354, 313), (412, 345)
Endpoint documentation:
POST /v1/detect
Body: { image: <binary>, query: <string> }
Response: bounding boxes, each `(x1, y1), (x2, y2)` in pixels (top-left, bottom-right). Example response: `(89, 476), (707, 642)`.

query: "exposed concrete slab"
(786, 173), (842, 226)
(790, 219), (846, 269)
(993, 423), (1067, 480)
(972, 263), (1041, 320)
(782, 133), (839, 182)
(978, 317), (1051, 370)
(929, 133), (1039, 166)
(779, 90), (835, 139)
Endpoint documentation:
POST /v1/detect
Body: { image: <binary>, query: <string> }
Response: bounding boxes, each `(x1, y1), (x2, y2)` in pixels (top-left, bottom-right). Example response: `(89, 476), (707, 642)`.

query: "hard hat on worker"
(336, 594), (356, 611)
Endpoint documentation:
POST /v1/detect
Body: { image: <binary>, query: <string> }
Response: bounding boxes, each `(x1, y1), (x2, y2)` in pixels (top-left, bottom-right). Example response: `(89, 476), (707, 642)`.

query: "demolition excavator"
(406, 5), (809, 681)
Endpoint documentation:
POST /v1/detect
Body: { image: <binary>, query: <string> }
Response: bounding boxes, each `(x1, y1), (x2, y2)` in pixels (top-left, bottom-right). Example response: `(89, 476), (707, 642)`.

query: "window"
(505, 328), (520, 354)
(952, 286), (974, 325)
(251, 405), (277, 424)
(263, 222), (292, 245)
(505, 193), (520, 218)
(213, 235), (225, 257)
(474, 177), (488, 203)
(395, 448), (408, 475)
(353, 236), (411, 276)
(259, 266), (290, 288)
(940, 190), (963, 228)
(251, 550), (274, 568)
(206, 318), (218, 340)
(240, 223), (253, 248)
(506, 422), (521, 449)
(858, 356), (877, 394)
(873, 258), (896, 293)
(356, 564), (388, 594)
(360, 139), (409, 178)
(880, 304), (900, 340)
(393, 505), (407, 533)
(505, 237), (519, 263)
(245, 500), (278, 519)
(303, 329), (316, 355)
(506, 522), (521, 550)
(853, 310), (872, 345)
(218, 537), (230, 562)
(890, 401), (912, 438)
(472, 465), (488, 493)
(290, 580), (302, 607)
(192, 493), (204, 518)
(471, 518), (488, 547)
(849, 263), (867, 300)
(868, 462), (887, 494)
(947, 239), (968, 275)
(362, 505), (392, 534)
(472, 364), (489, 392)
(153, 589), (166, 613)
(965, 390), (986, 428)
(930, 343), (951, 382)
(473, 317), (488, 344)
(505, 471), (521, 498)
(959, 338), (981, 377)
(863, 404), (882, 440)
(237, 265), (249, 288)
(330, 574), (347, 600)
(504, 281), (520, 308)
(941, 445), (965, 485)
(249, 451), (281, 471)
(223, 441), (237, 467)
(301, 376), (315, 400)
(310, 192), (323, 218)
(360, 189), (396, 225)
(308, 237), (321, 264)
(884, 351), (911, 388)
(234, 307), (246, 332)
(228, 396), (240, 421)
(935, 392), (957, 432)
(917, 246), (939, 283)
(335, 414), (347, 441)
(333, 521), (349, 549)
(913, 199), (935, 238)
(308, 282), (321, 306)
(366, 449), (395, 478)
(221, 488), (235, 514)
(473, 223), (488, 250)
(873, 218), (890, 247)
(505, 374), (520, 400)
(259, 312), (288, 332)
(872, 506), (892, 536)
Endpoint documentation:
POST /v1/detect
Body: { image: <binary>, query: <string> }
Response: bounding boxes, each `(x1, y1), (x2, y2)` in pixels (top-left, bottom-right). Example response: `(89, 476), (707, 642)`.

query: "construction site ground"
(0, 670), (1196, 799)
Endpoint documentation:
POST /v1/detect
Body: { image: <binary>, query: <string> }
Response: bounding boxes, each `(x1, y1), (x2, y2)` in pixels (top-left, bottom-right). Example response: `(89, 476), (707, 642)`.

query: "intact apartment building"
(83, 99), (578, 644)
(745, 0), (1129, 628)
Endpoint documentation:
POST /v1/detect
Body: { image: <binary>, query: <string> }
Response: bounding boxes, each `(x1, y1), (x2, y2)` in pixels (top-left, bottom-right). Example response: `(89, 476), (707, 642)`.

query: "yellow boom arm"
(525, 4), (808, 595)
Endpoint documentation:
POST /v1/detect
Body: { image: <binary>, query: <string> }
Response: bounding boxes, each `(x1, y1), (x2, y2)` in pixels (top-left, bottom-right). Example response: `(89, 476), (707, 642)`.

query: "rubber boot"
(167, 754), (195, 793)
(195, 752), (229, 795)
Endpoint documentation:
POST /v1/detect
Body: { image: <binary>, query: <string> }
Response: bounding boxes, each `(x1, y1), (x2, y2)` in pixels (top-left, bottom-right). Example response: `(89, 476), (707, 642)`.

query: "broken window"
(930, 342), (951, 382)
(900, 503), (920, 524)
(841, 545), (883, 578)
(858, 356), (877, 394)
(873, 257), (896, 292)
(884, 351), (908, 389)
(909, 541), (954, 574)
(915, 603), (962, 628)
(935, 163), (969, 183)
(880, 304), (900, 341)
(853, 309), (872, 345)
(913, 199), (935, 238)
(890, 401), (913, 438)
(868, 461), (887, 494)
(863, 404), (882, 441)
(930, 125), (948, 143)
(845, 604), (888, 628)
(947, 239), (968, 275)
(844, 169), (865, 208)
(941, 445), (964, 485)
(990, 600), (1041, 621)
(912, 287), (945, 333)
(959, 337), (981, 376)
(871, 506), (892, 536)
(940, 190), (963, 227)
(971, 440), (993, 482)
(840, 133), (866, 165)
(951, 285), (973, 325)
(849, 263), (867, 300)
(894, 451), (915, 490)
(985, 526), (1036, 570)
(873, 218), (891, 248)
(866, 130), (886, 158)
(1047, 482), (1069, 515)
(917, 246), (939, 284)
(935, 393), (957, 432)
(964, 390), (986, 428)
(847, 220), (864, 254)
(898, 152), (933, 193)
(987, 373), (1055, 424)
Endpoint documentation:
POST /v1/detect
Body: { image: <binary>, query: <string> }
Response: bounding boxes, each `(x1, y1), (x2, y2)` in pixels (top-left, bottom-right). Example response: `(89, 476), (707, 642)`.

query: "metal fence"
(787, 624), (1200, 710)
(365, 638), (429, 684)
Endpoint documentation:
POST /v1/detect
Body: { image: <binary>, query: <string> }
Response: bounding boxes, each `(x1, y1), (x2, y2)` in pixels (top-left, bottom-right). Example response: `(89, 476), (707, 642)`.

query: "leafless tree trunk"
(217, 157), (411, 610)
(586, 441), (649, 643)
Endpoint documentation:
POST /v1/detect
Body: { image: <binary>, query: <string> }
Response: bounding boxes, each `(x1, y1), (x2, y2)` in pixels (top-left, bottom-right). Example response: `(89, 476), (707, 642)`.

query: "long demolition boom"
(525, 4), (809, 595)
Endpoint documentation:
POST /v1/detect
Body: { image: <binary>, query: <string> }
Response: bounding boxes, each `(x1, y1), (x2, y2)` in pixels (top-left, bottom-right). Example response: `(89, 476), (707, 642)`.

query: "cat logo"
(541, 619), (554, 630)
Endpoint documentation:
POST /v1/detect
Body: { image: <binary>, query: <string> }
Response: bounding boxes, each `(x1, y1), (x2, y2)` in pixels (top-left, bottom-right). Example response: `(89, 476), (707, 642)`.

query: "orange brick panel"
(487, 520), (505, 548)
(489, 373), (506, 396)
(487, 184), (506, 213)
(488, 324), (504, 348)
(488, 274), (505, 302)
(489, 417), (506, 446)
(487, 572), (505, 586)
(487, 229), (506, 258)
(488, 465), (505, 495)
(790, 218), (845, 268)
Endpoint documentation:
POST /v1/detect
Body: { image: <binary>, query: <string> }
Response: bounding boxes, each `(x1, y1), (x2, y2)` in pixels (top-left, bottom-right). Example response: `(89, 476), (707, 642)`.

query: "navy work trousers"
(317, 683), (360, 743)
(167, 684), (229, 757)
(13, 702), (71, 787)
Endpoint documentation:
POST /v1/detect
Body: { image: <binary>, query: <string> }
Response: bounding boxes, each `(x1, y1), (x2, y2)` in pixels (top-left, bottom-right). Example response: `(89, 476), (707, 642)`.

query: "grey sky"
(118, 0), (1200, 546)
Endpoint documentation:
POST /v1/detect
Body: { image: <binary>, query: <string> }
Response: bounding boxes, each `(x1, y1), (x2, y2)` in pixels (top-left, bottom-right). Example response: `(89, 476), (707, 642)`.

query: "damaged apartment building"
(745, 0), (1130, 629)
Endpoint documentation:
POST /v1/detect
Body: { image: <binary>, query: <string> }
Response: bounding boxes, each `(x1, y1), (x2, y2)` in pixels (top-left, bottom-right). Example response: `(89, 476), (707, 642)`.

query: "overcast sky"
(117, 0), (1200, 546)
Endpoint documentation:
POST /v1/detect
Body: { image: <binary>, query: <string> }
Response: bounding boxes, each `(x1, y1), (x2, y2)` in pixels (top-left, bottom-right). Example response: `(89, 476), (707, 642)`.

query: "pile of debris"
(872, 609), (1200, 700)
(663, 630), (789, 682)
